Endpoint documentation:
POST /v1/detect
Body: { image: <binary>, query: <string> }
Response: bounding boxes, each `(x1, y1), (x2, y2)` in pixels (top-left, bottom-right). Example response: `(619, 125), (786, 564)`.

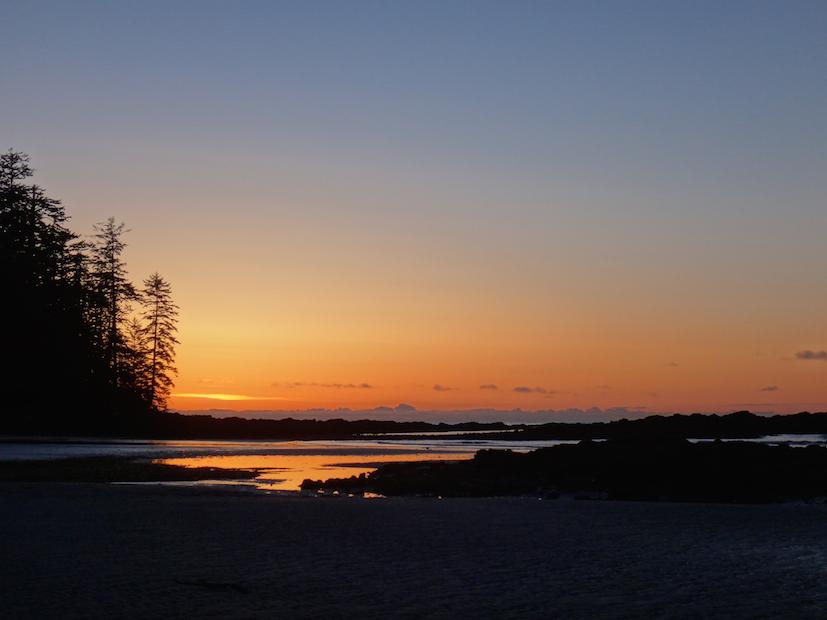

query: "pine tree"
(0, 150), (74, 287)
(91, 218), (137, 381)
(140, 273), (179, 410)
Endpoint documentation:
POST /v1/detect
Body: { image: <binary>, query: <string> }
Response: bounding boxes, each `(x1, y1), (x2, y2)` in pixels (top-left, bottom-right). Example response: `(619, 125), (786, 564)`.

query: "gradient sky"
(3, 1), (826, 415)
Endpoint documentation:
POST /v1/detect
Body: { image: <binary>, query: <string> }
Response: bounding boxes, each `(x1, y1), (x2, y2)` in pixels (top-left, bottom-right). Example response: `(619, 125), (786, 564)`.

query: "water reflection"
(0, 438), (577, 461)
(158, 452), (471, 491)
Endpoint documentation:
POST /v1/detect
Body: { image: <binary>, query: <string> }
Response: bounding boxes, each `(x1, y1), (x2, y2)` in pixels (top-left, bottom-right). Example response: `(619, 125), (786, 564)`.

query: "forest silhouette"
(0, 150), (178, 430)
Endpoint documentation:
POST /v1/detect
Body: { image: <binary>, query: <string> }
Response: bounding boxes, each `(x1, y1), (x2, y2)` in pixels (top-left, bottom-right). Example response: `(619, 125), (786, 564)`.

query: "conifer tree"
(91, 218), (137, 380)
(0, 150), (74, 287)
(140, 273), (179, 410)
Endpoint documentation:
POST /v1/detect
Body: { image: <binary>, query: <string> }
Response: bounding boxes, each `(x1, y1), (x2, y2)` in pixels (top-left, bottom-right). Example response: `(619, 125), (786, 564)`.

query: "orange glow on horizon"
(173, 393), (289, 402)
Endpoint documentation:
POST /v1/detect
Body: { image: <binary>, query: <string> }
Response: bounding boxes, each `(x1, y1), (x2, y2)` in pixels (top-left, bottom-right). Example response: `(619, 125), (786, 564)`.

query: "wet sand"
(2, 484), (827, 619)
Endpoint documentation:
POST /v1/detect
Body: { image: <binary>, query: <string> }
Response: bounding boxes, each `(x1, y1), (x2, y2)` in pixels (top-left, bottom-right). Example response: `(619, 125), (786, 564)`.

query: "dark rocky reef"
(302, 439), (827, 503)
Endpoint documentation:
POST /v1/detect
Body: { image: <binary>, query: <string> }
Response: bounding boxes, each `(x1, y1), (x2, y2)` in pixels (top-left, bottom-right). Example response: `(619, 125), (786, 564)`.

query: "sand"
(2, 484), (827, 619)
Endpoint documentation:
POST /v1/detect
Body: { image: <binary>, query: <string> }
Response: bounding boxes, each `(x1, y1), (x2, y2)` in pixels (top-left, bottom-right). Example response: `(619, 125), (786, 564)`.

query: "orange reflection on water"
(158, 453), (470, 491)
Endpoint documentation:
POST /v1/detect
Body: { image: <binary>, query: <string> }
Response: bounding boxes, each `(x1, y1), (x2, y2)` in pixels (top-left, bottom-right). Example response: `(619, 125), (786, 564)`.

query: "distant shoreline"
(4, 409), (827, 442)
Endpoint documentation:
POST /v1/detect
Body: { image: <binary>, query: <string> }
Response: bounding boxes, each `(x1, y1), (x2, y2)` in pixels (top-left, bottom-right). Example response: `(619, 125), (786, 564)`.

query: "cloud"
(666, 362), (679, 367)
(395, 403), (417, 412)
(433, 384), (453, 392)
(273, 381), (374, 389)
(796, 350), (827, 361)
(760, 386), (779, 392)
(479, 384), (498, 390)
(513, 386), (554, 395)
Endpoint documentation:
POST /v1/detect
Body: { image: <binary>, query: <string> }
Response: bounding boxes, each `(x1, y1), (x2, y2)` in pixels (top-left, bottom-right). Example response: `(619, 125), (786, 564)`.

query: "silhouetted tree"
(140, 273), (179, 410)
(91, 218), (137, 381)
(0, 150), (75, 286)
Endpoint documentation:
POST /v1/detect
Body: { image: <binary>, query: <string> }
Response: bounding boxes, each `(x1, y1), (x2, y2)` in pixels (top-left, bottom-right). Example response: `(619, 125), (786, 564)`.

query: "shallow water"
(0, 437), (578, 491)
(3, 434), (826, 491)
(160, 452), (473, 491)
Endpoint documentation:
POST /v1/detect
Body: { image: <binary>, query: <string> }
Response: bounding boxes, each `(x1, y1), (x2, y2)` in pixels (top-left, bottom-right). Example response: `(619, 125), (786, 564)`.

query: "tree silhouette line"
(0, 149), (178, 424)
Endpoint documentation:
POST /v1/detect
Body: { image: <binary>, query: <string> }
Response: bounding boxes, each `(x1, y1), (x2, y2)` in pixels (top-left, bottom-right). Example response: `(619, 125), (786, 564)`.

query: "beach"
(3, 484), (827, 618)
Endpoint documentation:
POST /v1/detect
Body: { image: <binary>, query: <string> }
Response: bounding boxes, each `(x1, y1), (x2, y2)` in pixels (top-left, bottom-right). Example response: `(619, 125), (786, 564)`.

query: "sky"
(2, 1), (826, 417)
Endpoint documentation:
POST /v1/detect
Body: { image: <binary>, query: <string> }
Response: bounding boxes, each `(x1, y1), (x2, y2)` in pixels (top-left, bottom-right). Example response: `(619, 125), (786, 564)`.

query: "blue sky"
(3, 1), (826, 414)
